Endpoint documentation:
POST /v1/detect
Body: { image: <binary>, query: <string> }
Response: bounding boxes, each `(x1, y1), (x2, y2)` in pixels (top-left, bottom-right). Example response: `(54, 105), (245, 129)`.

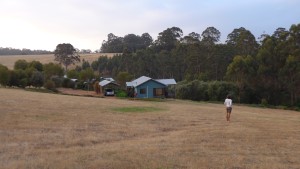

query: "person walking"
(224, 95), (233, 122)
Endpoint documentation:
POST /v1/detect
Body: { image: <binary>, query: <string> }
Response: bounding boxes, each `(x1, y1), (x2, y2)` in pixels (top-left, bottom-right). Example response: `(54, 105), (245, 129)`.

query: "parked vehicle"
(104, 88), (114, 96)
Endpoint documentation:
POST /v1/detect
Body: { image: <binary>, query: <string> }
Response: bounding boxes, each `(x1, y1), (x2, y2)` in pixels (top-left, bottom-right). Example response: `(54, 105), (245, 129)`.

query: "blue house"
(126, 76), (176, 98)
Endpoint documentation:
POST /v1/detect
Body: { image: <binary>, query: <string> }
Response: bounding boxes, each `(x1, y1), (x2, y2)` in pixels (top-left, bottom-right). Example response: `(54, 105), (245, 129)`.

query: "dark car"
(104, 89), (114, 96)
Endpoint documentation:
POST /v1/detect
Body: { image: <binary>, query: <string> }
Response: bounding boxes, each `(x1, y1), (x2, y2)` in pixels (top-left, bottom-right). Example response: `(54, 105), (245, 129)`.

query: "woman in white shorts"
(224, 95), (232, 122)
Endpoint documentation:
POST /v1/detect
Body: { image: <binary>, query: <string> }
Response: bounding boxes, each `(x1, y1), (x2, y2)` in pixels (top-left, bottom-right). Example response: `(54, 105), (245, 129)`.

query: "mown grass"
(112, 106), (166, 113)
(0, 88), (300, 169)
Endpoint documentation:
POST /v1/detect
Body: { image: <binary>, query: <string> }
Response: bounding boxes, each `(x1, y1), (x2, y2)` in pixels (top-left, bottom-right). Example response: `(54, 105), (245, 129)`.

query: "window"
(153, 88), (164, 96)
(140, 88), (146, 94)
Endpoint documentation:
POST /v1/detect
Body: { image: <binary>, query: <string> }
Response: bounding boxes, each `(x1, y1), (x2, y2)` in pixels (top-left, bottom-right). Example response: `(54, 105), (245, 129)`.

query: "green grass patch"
(128, 98), (166, 102)
(112, 106), (165, 113)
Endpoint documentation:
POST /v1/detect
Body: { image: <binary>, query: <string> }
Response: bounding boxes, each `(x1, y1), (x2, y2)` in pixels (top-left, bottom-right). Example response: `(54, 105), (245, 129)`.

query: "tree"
(30, 71), (44, 88)
(81, 60), (91, 70)
(100, 33), (124, 53)
(182, 32), (201, 44)
(43, 63), (64, 80)
(79, 68), (94, 81)
(14, 59), (28, 70)
(280, 23), (300, 105)
(171, 44), (188, 81)
(54, 43), (80, 71)
(279, 55), (300, 106)
(226, 55), (256, 103)
(116, 72), (133, 88)
(209, 44), (235, 81)
(0, 64), (9, 86)
(288, 23), (300, 56)
(29, 61), (43, 71)
(8, 69), (28, 88)
(201, 27), (221, 45)
(226, 27), (258, 56)
(67, 69), (80, 79)
(255, 28), (290, 105)
(185, 43), (207, 80)
(141, 33), (153, 47)
(123, 34), (141, 53)
(0, 47), (52, 55)
(200, 27), (221, 80)
(154, 27), (183, 51)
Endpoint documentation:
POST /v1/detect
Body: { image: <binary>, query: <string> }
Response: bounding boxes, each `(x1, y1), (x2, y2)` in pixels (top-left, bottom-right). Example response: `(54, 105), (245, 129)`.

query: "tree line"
(0, 47), (53, 55)
(96, 24), (300, 107)
(0, 47), (97, 56)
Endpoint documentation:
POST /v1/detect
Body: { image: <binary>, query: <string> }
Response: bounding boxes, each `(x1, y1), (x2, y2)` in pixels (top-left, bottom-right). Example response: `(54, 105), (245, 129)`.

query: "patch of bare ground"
(57, 88), (103, 97)
(0, 88), (299, 169)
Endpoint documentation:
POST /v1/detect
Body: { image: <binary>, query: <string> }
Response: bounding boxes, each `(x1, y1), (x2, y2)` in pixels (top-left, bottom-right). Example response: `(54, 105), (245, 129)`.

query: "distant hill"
(0, 53), (117, 70)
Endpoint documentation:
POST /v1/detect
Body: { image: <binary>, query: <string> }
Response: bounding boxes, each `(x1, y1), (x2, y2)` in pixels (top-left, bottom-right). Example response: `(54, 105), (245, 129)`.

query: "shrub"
(75, 81), (85, 89)
(261, 98), (268, 107)
(44, 80), (56, 91)
(51, 76), (63, 88)
(175, 80), (237, 102)
(19, 78), (28, 88)
(30, 71), (44, 88)
(0, 64), (9, 86)
(62, 78), (75, 88)
(116, 90), (127, 98)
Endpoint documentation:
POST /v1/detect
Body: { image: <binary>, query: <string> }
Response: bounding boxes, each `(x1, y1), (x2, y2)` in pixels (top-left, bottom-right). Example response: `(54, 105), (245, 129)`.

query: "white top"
(224, 98), (232, 107)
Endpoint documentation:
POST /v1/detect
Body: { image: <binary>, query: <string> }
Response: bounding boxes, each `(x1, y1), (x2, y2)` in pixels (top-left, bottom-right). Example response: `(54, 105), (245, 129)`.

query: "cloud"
(0, 0), (299, 50)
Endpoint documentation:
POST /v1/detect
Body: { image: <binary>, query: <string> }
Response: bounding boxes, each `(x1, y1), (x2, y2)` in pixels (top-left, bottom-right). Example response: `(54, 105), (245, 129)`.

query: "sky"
(0, 0), (299, 51)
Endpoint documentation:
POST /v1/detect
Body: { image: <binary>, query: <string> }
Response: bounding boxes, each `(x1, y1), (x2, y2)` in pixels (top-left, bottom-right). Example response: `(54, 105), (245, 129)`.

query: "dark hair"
(227, 95), (231, 99)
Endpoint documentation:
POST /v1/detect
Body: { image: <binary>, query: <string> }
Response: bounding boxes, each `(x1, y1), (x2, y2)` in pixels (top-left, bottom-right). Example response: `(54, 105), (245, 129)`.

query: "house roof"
(156, 79), (177, 85)
(104, 77), (115, 81)
(99, 80), (119, 87)
(126, 82), (134, 87)
(126, 76), (176, 87)
(126, 76), (151, 87)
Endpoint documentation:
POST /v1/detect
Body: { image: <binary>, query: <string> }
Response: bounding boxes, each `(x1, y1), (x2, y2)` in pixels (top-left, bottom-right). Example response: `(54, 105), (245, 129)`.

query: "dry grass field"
(0, 53), (117, 70)
(0, 88), (299, 169)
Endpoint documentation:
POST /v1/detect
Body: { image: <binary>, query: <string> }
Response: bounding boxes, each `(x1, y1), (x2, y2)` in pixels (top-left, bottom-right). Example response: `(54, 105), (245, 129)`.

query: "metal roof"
(126, 82), (134, 87)
(126, 76), (176, 87)
(104, 77), (115, 81)
(156, 79), (177, 85)
(126, 76), (151, 87)
(99, 80), (119, 87)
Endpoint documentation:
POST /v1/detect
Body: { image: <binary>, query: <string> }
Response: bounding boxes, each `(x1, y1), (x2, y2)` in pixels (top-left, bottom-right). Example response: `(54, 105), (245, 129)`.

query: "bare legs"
(226, 107), (232, 122)
(226, 112), (231, 122)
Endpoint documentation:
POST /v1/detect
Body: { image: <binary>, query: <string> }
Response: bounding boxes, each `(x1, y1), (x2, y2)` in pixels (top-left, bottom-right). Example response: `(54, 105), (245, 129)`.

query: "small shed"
(126, 76), (176, 98)
(99, 79), (119, 94)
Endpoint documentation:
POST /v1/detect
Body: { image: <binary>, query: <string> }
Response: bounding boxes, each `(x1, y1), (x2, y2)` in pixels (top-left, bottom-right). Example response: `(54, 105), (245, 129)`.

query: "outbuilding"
(98, 79), (120, 95)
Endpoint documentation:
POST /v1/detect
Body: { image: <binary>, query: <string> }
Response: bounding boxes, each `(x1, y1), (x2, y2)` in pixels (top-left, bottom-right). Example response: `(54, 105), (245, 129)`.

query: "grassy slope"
(0, 88), (299, 169)
(0, 53), (117, 70)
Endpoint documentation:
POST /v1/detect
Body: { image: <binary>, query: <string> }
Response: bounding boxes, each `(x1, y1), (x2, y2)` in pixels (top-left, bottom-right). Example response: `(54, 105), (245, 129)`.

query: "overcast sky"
(0, 0), (299, 51)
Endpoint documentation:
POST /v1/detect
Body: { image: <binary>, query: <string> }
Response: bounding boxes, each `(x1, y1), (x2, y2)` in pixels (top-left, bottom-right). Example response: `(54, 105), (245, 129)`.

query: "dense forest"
(96, 24), (300, 107)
